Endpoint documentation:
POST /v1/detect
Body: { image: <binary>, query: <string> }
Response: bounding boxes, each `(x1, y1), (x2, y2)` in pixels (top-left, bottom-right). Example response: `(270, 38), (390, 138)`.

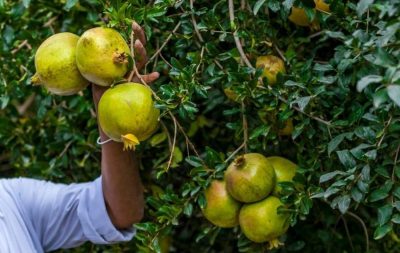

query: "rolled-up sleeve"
(7, 177), (135, 251)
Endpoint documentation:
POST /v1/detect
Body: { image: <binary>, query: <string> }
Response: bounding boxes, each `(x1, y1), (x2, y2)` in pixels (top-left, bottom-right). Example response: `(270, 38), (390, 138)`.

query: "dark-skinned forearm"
(99, 128), (145, 229)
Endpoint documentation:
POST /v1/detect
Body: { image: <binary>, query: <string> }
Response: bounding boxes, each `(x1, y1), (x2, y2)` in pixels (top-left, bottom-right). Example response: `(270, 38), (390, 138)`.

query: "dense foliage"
(1, 0), (400, 252)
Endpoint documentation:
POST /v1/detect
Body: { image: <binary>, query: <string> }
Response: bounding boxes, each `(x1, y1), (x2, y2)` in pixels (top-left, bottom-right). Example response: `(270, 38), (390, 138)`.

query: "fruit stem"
(233, 155), (245, 168)
(121, 133), (140, 150)
(31, 73), (41, 86)
(113, 51), (129, 64)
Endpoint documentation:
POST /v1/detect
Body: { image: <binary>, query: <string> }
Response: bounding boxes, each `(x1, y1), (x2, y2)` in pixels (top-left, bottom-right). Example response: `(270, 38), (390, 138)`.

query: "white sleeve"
(7, 177), (135, 251)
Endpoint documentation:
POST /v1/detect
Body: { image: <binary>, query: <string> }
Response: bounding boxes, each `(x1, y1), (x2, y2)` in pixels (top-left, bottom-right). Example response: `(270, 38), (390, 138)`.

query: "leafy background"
(1, 0), (400, 252)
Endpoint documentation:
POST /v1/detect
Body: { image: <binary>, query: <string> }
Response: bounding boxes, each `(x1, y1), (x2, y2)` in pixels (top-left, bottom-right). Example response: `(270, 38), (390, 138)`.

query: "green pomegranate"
(76, 27), (131, 86)
(239, 196), (289, 248)
(267, 156), (297, 195)
(32, 32), (89, 95)
(98, 83), (159, 150)
(225, 153), (276, 203)
(201, 180), (241, 228)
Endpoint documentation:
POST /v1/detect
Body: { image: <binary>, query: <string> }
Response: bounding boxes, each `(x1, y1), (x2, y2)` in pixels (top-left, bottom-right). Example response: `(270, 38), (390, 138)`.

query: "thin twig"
(275, 91), (332, 126)
(228, 0), (254, 70)
(128, 23), (136, 82)
(241, 101), (248, 153)
(174, 119), (203, 160)
(195, 47), (205, 74)
(58, 141), (73, 158)
(11, 40), (32, 54)
(308, 30), (325, 40)
(131, 53), (206, 166)
(273, 44), (286, 62)
(147, 21), (182, 65)
(159, 53), (174, 69)
(166, 117), (177, 171)
(377, 116), (393, 148)
(391, 144), (400, 204)
(43, 16), (58, 27)
(224, 142), (245, 163)
(16, 93), (35, 115)
(340, 216), (355, 252)
(160, 120), (173, 149)
(346, 211), (369, 252)
(190, 0), (204, 42)
(43, 16), (57, 34)
(153, 39), (160, 72)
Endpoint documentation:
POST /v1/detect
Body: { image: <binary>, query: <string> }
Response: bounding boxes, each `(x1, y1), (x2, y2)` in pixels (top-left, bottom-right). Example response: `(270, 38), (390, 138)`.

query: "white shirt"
(0, 177), (135, 252)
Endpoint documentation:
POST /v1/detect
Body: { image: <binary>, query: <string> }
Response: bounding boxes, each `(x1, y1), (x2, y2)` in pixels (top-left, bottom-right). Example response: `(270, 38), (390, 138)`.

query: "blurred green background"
(1, 0), (400, 252)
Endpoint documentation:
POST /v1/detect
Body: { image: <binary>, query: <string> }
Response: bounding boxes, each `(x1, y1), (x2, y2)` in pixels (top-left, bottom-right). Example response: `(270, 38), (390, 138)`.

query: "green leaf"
(357, 0), (374, 17)
(282, 0), (294, 10)
(373, 89), (389, 108)
(374, 223), (392, 240)
(378, 204), (393, 226)
(338, 195), (351, 214)
(183, 203), (193, 216)
(64, 0), (79, 10)
(150, 132), (167, 146)
(253, 0), (266, 15)
(328, 133), (351, 155)
(267, 0), (280, 12)
(22, 0), (30, 8)
(185, 156), (203, 167)
(369, 182), (393, 202)
(387, 85), (400, 107)
(325, 31), (346, 40)
(336, 150), (356, 168)
(313, 63), (334, 72)
(249, 125), (270, 140)
(284, 80), (306, 89)
(319, 171), (346, 183)
(356, 75), (382, 92)
(351, 187), (363, 202)
(392, 214), (400, 224)
(291, 96), (312, 111)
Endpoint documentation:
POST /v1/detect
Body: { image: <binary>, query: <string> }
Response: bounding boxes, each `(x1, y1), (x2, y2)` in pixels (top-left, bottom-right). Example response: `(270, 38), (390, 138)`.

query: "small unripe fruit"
(201, 180), (241, 228)
(33, 32), (89, 95)
(256, 55), (286, 85)
(266, 156), (297, 195)
(98, 83), (159, 150)
(76, 27), (131, 86)
(225, 153), (276, 203)
(315, 0), (330, 13)
(239, 196), (289, 248)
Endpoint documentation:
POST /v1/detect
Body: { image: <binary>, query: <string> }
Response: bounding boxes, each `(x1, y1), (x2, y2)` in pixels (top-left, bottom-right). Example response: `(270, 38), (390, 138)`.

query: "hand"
(92, 21), (159, 107)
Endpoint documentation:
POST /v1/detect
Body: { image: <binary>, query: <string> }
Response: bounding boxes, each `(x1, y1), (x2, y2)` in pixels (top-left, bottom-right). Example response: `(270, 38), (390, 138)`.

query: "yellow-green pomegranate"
(315, 0), (330, 13)
(288, 6), (313, 27)
(225, 153), (276, 203)
(266, 156), (297, 195)
(98, 83), (159, 150)
(76, 27), (131, 86)
(239, 196), (289, 248)
(201, 180), (241, 228)
(32, 32), (89, 95)
(256, 55), (286, 85)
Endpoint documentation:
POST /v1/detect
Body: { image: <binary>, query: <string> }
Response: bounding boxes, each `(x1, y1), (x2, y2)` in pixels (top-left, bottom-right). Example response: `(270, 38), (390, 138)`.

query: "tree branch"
(228, 0), (254, 70)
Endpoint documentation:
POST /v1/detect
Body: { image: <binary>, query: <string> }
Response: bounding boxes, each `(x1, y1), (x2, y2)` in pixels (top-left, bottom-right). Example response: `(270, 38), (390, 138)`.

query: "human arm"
(3, 23), (159, 251)
(93, 22), (159, 229)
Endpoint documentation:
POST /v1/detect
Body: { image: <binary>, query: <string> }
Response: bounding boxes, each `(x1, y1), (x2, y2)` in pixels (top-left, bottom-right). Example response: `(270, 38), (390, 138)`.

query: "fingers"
(91, 84), (109, 110)
(134, 39), (148, 70)
(132, 21), (146, 46)
(132, 72), (160, 85)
